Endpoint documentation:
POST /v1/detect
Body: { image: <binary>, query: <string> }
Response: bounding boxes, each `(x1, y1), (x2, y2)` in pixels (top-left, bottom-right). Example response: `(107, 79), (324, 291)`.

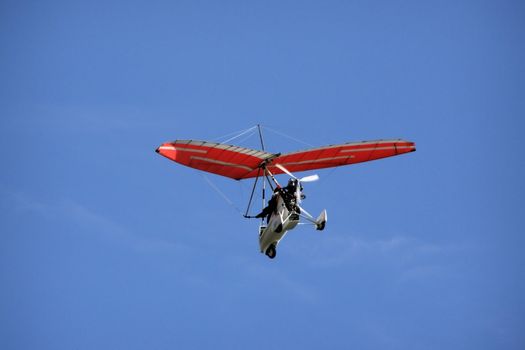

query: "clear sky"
(1, 0), (524, 349)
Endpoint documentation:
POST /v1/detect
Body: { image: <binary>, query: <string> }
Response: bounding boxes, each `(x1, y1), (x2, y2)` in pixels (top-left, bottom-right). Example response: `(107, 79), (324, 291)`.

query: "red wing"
(157, 139), (415, 180)
(265, 139), (416, 176)
(156, 140), (275, 180)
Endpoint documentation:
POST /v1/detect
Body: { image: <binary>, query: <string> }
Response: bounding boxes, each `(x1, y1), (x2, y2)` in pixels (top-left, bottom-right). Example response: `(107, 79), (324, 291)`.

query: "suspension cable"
(221, 125), (258, 144)
(202, 174), (244, 217)
(211, 125), (257, 142)
(233, 128), (258, 146)
(263, 125), (314, 148)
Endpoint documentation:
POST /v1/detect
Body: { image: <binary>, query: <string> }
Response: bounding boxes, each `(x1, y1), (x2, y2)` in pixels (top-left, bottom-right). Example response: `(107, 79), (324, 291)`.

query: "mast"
(257, 124), (266, 151)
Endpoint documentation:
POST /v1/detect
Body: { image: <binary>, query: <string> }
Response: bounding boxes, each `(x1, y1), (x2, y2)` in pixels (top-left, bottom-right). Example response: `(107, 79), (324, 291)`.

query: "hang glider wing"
(156, 139), (415, 180)
(265, 139), (416, 176)
(156, 140), (276, 180)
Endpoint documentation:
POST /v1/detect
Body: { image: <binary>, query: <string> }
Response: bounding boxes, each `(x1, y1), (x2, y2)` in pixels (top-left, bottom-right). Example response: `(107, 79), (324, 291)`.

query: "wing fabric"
(156, 139), (415, 180)
(265, 139), (415, 176)
(156, 140), (275, 180)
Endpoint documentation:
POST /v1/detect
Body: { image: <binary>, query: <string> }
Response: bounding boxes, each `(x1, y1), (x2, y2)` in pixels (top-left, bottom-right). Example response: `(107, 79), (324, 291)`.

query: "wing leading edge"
(156, 139), (415, 180)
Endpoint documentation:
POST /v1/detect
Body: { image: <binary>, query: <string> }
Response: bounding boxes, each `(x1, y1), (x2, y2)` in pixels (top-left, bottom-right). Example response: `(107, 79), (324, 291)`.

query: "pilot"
(282, 179), (301, 207)
(255, 187), (281, 223)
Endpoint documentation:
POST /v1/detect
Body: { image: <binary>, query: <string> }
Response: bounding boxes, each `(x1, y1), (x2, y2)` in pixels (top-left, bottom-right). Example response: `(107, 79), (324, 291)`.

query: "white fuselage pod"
(259, 194), (299, 253)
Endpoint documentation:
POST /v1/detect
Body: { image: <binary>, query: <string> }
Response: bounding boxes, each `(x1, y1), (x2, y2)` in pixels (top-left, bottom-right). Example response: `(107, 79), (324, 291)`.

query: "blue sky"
(1, 0), (524, 349)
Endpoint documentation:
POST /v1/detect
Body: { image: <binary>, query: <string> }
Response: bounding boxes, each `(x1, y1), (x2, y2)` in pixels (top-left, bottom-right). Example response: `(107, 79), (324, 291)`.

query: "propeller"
(298, 174), (320, 183)
(274, 164), (319, 183)
(274, 163), (319, 204)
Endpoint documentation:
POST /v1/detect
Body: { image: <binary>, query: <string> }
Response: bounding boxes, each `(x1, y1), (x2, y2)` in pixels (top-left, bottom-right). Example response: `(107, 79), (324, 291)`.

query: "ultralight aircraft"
(156, 125), (415, 259)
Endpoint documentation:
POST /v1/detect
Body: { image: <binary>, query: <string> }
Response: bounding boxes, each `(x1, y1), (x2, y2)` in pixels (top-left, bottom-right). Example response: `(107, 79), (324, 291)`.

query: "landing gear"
(265, 244), (277, 259)
(259, 225), (266, 237)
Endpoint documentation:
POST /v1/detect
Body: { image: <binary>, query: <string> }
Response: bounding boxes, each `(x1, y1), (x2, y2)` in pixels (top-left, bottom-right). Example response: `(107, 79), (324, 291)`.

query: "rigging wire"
(201, 174), (245, 217)
(232, 128), (258, 146)
(263, 125), (315, 148)
(221, 125), (258, 144)
(211, 125), (257, 143)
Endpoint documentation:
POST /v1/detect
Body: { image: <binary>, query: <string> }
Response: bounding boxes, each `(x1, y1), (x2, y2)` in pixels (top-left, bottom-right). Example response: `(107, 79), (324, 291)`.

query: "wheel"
(265, 244), (277, 259)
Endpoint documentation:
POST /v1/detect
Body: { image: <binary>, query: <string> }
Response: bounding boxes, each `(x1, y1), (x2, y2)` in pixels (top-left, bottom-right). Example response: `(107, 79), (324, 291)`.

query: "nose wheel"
(265, 244), (277, 259)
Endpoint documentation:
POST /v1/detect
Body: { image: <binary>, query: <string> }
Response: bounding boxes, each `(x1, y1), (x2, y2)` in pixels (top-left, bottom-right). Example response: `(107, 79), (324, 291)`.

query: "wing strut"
(258, 124), (266, 225)
(244, 125), (268, 219)
(243, 168), (260, 218)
